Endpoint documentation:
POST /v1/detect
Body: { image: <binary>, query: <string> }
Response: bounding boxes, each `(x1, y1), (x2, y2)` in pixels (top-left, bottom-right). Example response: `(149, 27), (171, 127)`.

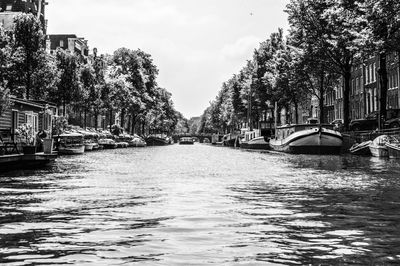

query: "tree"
(0, 26), (11, 116)
(286, 0), (368, 129)
(9, 13), (54, 100)
(49, 49), (82, 116)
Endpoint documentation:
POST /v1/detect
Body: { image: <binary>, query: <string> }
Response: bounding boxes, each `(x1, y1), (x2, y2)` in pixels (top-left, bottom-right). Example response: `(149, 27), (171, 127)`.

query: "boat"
(349, 140), (372, 156)
(269, 124), (343, 154)
(98, 138), (118, 149)
(386, 138), (400, 158)
(179, 137), (194, 145)
(369, 135), (389, 157)
(222, 132), (240, 147)
(145, 135), (169, 146)
(84, 142), (95, 151)
(56, 133), (85, 155)
(130, 135), (147, 147)
(240, 129), (270, 150)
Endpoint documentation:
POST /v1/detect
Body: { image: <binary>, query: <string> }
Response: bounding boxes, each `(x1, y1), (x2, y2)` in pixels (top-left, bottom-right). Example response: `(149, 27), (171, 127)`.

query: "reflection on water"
(1, 145), (400, 265)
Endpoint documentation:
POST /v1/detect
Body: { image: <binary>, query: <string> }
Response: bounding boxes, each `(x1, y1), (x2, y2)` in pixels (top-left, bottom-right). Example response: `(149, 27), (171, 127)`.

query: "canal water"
(1, 144), (400, 265)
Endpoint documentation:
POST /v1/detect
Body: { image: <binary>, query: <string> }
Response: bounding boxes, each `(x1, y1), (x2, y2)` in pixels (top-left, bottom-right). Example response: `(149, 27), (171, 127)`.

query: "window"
(372, 63), (376, 82)
(60, 40), (64, 47)
(367, 65), (370, 84)
(6, 4), (12, 11)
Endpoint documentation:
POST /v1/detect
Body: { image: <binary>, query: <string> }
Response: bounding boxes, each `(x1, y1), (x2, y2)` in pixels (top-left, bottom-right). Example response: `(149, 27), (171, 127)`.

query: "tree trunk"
(343, 67), (351, 131)
(378, 52), (388, 123)
(294, 100), (299, 124)
(120, 108), (125, 129)
(109, 109), (113, 132)
(94, 111), (98, 130)
(84, 109), (87, 128)
(63, 98), (66, 117)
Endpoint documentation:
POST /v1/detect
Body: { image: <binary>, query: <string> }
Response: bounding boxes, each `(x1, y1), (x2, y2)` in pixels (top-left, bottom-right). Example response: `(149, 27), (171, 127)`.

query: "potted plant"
(16, 123), (36, 154)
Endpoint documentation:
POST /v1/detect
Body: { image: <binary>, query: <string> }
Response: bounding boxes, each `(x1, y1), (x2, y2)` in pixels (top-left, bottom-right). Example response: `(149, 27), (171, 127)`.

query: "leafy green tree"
(0, 26), (11, 116)
(49, 49), (82, 116)
(286, 0), (368, 129)
(9, 13), (55, 100)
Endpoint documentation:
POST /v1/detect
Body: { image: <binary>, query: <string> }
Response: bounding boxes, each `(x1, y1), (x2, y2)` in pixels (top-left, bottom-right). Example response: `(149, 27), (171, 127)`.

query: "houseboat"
(56, 133), (85, 155)
(240, 129), (270, 150)
(269, 124), (343, 154)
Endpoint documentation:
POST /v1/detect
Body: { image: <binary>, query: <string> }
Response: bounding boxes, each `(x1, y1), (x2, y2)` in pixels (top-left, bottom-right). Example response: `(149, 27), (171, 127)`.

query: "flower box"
(23, 146), (36, 155)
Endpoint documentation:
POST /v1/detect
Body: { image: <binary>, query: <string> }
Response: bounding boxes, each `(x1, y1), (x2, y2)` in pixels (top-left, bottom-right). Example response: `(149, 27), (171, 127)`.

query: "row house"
(324, 52), (399, 123)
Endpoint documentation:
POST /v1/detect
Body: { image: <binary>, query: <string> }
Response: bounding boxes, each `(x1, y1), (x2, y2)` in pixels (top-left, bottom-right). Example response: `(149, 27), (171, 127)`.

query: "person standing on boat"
(36, 130), (47, 152)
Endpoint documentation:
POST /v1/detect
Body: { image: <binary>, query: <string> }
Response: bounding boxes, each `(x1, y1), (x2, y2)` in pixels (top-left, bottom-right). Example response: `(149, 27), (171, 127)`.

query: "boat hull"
(350, 141), (372, 156)
(269, 128), (343, 155)
(145, 137), (168, 146)
(58, 145), (85, 155)
(240, 136), (270, 150)
(84, 143), (95, 151)
(369, 145), (388, 157)
(386, 143), (400, 158)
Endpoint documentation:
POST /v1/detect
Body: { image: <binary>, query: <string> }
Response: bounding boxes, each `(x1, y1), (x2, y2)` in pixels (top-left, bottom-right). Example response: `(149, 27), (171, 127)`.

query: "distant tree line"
(198, 0), (400, 133)
(0, 13), (185, 135)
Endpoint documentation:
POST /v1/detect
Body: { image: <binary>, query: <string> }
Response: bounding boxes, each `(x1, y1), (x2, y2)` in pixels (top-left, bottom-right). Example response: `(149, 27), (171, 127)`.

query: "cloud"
(220, 36), (262, 60)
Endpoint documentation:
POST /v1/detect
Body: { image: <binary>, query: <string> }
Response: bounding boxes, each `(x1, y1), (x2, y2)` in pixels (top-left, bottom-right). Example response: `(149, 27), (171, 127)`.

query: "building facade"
(48, 34), (89, 60)
(0, 0), (47, 33)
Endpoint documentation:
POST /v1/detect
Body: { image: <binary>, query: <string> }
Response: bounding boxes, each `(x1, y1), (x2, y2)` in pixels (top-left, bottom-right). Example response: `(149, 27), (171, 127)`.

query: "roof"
(10, 97), (47, 109)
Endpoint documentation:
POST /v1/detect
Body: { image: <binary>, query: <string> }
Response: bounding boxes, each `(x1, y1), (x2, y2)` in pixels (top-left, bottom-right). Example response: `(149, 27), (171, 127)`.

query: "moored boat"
(84, 142), (95, 151)
(369, 135), (389, 157)
(179, 137), (194, 145)
(386, 142), (400, 159)
(240, 129), (270, 150)
(350, 140), (372, 156)
(269, 124), (343, 154)
(145, 135), (169, 146)
(56, 133), (85, 155)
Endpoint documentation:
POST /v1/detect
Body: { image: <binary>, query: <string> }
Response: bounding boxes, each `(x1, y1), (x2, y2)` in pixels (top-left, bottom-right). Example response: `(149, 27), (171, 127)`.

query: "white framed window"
(60, 40), (64, 47)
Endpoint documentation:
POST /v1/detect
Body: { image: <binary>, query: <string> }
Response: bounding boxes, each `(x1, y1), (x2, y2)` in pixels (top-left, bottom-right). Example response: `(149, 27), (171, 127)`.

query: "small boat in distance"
(179, 137), (194, 145)
(145, 135), (169, 146)
(269, 123), (343, 154)
(56, 133), (85, 155)
(350, 140), (372, 156)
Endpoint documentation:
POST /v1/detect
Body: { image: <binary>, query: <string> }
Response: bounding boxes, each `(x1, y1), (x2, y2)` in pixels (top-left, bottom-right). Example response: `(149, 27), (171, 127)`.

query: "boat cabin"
(0, 97), (57, 153)
(275, 124), (335, 140)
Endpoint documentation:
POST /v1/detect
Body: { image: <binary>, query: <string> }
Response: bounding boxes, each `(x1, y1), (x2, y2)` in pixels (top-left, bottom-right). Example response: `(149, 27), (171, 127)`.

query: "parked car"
(350, 109), (400, 131)
(349, 111), (379, 131)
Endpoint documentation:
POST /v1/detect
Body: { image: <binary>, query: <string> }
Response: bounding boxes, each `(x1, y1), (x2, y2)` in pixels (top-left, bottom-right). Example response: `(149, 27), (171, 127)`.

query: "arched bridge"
(172, 133), (213, 143)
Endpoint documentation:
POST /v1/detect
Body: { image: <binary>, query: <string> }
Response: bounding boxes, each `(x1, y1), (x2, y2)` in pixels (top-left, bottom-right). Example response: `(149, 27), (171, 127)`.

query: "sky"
(47, 0), (289, 118)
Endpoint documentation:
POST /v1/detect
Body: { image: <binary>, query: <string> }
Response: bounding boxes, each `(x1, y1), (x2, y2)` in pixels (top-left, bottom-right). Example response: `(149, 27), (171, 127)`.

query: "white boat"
(84, 142), (95, 151)
(369, 135), (389, 157)
(269, 124), (343, 154)
(57, 133), (85, 155)
(386, 142), (400, 158)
